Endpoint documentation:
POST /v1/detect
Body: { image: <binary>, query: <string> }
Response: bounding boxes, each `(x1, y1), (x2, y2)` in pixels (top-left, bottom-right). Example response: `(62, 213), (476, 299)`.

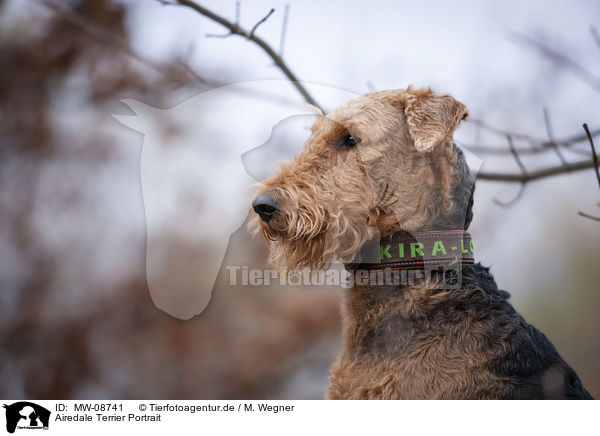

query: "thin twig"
(578, 124), (600, 222)
(561, 146), (600, 157)
(43, 0), (218, 90)
(477, 158), (598, 182)
(46, 0), (308, 109)
(511, 32), (600, 93)
(205, 32), (234, 38)
(174, 57), (207, 84)
(464, 120), (600, 156)
(494, 184), (527, 208)
(543, 107), (567, 164)
(43, 0), (170, 78)
(507, 134), (528, 177)
(463, 141), (596, 156)
(470, 117), (600, 146)
(578, 211), (600, 222)
(278, 4), (290, 57)
(172, 0), (323, 111)
(583, 123), (600, 191)
(250, 8), (275, 39)
(590, 27), (600, 51)
(469, 117), (542, 144)
(53, 0), (600, 191)
(493, 134), (528, 206)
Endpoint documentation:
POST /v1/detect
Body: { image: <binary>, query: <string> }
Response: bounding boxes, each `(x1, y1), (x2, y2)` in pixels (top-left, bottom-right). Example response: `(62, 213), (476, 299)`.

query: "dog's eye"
(339, 135), (361, 149)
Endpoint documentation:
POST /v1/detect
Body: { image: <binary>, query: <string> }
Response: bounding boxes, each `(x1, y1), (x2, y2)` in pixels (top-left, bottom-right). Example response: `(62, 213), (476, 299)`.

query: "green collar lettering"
(348, 230), (475, 271)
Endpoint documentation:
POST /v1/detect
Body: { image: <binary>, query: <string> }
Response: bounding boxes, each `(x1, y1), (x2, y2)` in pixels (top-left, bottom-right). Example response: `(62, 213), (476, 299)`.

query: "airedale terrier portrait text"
(251, 88), (593, 400)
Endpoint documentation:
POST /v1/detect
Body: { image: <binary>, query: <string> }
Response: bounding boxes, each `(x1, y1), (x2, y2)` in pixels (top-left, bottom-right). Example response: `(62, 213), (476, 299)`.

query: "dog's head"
(250, 87), (473, 270)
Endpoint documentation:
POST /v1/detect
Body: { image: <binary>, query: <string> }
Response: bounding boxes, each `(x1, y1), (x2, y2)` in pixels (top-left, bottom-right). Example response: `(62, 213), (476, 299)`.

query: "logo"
(3, 402), (50, 434)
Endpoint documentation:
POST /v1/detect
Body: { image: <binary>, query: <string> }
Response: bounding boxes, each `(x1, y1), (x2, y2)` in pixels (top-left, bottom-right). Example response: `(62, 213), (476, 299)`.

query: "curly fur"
(250, 88), (592, 399)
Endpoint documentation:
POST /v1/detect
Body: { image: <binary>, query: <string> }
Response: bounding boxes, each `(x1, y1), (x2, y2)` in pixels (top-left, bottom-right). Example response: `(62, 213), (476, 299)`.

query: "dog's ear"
(404, 93), (468, 152)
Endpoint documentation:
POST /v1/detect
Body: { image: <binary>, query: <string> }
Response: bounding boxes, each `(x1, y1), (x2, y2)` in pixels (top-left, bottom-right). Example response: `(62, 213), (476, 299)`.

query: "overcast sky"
(127, 0), (599, 130)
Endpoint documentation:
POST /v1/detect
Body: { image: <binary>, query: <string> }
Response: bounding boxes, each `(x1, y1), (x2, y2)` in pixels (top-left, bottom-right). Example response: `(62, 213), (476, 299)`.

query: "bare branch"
(507, 134), (528, 177)
(205, 32), (235, 38)
(493, 134), (528, 206)
(469, 117), (541, 144)
(45, 0), (307, 110)
(43, 0), (216, 90)
(493, 184), (527, 208)
(578, 211), (600, 222)
(174, 56), (207, 84)
(56, 0), (600, 191)
(44, 0), (169, 78)
(511, 32), (600, 93)
(583, 123), (600, 191)
(173, 0), (323, 111)
(578, 124), (600, 221)
(477, 158), (598, 182)
(278, 4), (290, 57)
(469, 118), (600, 148)
(543, 107), (567, 164)
(464, 118), (600, 156)
(590, 27), (600, 51)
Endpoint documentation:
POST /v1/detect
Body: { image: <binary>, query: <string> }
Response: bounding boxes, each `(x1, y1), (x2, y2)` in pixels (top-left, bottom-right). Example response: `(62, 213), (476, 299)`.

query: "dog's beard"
(250, 195), (375, 271)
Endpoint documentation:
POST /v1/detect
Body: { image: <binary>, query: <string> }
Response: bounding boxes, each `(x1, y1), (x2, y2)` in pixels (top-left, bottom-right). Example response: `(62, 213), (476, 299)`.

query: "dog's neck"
(339, 280), (419, 357)
(340, 228), (476, 359)
(339, 260), (479, 360)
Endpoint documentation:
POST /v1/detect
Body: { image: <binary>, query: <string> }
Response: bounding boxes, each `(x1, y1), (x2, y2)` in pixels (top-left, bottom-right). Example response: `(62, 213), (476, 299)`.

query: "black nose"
(252, 193), (278, 223)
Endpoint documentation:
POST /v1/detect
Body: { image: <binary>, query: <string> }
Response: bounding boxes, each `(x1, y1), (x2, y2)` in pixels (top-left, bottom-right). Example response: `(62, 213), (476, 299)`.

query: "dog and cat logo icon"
(3, 402), (50, 433)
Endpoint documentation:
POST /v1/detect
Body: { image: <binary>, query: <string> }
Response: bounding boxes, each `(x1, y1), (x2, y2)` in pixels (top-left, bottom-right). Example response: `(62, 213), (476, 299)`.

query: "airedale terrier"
(250, 88), (592, 399)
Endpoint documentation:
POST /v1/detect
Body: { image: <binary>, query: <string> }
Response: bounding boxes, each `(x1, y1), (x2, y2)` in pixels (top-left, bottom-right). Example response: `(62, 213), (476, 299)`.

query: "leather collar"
(345, 230), (474, 271)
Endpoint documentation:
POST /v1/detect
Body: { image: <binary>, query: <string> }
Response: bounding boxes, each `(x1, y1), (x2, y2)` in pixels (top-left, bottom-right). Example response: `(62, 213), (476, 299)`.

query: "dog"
(250, 87), (592, 399)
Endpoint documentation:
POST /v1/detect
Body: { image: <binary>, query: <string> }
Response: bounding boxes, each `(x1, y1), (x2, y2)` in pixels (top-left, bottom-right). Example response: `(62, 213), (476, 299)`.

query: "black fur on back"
(458, 263), (593, 399)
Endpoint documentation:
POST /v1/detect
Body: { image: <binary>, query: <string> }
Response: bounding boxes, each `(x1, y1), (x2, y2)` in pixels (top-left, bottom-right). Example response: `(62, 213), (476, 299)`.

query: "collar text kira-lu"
(250, 88), (592, 400)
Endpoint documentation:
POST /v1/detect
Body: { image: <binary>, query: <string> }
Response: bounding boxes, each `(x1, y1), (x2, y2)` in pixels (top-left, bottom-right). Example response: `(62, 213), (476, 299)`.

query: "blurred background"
(0, 0), (599, 399)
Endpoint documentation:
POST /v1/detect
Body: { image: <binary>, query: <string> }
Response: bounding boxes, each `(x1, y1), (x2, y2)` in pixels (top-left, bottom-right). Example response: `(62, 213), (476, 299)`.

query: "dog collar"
(345, 230), (474, 271)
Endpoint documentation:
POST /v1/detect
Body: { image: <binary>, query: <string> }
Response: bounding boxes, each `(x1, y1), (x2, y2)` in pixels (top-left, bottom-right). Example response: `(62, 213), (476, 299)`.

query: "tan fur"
(327, 284), (511, 399)
(250, 88), (467, 271)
